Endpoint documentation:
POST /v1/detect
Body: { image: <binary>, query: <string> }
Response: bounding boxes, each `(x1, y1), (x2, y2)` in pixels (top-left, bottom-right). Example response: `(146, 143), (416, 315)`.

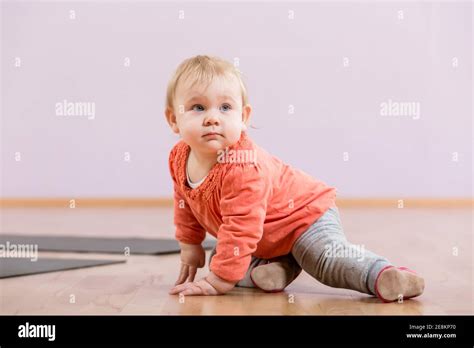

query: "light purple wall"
(1, 1), (472, 198)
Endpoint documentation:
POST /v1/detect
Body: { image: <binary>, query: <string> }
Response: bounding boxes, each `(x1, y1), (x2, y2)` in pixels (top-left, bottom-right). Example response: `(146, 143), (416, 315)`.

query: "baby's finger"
(187, 266), (198, 283)
(179, 284), (203, 296)
(169, 282), (190, 295)
(175, 264), (189, 285)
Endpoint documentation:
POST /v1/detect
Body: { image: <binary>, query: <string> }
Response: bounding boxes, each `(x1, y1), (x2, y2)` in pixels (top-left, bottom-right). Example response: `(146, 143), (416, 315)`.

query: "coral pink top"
(168, 132), (337, 282)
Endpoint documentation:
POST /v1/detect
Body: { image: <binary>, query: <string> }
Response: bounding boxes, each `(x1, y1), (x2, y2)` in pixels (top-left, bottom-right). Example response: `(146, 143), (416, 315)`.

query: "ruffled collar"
(174, 132), (253, 201)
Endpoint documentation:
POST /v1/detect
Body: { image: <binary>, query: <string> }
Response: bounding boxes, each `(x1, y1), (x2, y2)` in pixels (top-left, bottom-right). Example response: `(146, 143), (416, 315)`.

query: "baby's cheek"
(224, 125), (243, 145)
(180, 123), (201, 143)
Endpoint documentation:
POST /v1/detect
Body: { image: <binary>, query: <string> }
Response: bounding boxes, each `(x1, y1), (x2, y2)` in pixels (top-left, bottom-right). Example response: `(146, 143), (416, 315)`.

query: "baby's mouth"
(202, 132), (222, 138)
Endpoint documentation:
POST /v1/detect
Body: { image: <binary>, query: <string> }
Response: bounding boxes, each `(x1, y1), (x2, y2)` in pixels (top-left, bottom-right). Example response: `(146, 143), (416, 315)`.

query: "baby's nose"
(204, 113), (220, 125)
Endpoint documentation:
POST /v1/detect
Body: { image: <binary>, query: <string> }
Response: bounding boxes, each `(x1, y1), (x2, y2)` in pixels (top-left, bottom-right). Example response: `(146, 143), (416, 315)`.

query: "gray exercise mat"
(0, 258), (126, 278)
(0, 235), (216, 255)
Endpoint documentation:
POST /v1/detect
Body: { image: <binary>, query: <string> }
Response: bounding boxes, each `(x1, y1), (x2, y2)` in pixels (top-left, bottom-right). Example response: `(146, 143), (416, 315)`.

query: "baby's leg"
(291, 206), (392, 296)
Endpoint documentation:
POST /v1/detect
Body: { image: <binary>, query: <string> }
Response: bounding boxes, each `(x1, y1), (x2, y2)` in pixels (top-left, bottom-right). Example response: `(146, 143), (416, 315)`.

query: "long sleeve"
(172, 183), (207, 245)
(209, 164), (270, 282)
(169, 148), (206, 245)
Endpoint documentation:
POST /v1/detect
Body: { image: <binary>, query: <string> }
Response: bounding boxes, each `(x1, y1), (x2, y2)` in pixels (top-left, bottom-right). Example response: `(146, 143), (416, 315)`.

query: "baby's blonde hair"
(165, 55), (249, 111)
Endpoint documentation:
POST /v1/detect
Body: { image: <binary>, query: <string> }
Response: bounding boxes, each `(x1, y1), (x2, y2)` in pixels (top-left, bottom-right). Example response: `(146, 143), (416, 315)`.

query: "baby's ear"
(165, 107), (180, 134)
(242, 104), (252, 127)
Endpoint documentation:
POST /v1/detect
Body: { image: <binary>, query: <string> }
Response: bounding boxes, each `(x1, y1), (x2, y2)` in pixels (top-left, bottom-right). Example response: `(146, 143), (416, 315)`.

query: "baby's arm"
(169, 153), (211, 292)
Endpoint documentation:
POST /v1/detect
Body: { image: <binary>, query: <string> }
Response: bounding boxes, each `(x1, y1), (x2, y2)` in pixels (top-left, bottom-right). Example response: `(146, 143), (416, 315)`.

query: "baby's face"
(169, 74), (248, 155)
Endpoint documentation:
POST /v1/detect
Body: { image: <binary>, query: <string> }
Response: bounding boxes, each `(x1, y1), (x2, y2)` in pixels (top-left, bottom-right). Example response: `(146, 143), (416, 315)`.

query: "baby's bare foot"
(375, 266), (425, 302)
(250, 256), (302, 292)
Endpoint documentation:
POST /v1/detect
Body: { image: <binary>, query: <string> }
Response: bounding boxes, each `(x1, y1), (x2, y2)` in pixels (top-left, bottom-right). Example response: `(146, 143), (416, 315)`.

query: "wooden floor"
(0, 206), (472, 315)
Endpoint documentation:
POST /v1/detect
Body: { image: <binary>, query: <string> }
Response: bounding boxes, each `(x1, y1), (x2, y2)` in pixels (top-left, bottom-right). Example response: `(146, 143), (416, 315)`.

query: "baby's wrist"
(205, 272), (237, 294)
(179, 241), (202, 249)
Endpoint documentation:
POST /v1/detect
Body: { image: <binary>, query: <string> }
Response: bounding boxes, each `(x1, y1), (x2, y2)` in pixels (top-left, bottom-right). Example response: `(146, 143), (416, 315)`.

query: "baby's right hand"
(174, 242), (206, 285)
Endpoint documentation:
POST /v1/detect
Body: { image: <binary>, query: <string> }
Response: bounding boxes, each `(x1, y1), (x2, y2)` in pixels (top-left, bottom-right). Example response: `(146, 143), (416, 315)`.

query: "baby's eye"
(220, 103), (232, 112)
(191, 104), (205, 112)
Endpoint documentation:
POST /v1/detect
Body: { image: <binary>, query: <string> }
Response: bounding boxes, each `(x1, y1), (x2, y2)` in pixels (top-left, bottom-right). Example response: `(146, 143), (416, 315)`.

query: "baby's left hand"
(169, 278), (220, 296)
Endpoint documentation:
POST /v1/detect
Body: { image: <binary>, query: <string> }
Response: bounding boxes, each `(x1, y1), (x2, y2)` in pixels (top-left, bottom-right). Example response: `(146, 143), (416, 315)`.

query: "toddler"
(166, 55), (425, 302)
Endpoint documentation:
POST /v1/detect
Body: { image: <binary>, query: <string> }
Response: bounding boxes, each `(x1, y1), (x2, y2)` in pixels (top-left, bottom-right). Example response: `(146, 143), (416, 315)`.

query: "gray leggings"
(209, 206), (391, 295)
